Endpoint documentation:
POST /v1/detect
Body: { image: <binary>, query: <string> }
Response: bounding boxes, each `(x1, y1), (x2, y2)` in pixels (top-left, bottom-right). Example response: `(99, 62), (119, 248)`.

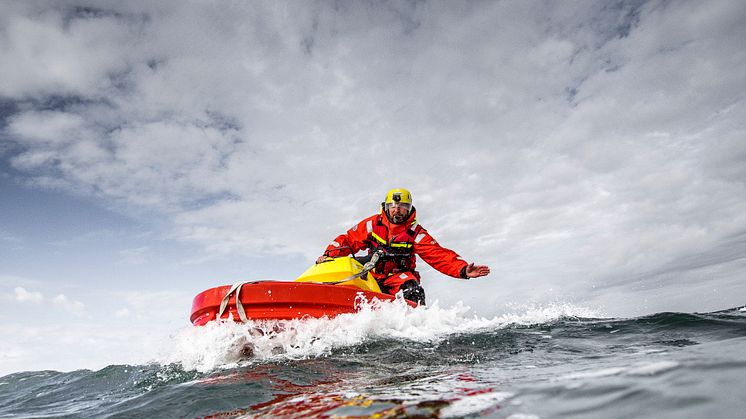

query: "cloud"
(51, 294), (87, 317)
(4, 286), (86, 317)
(1, 1), (745, 318)
(13, 286), (43, 303)
(0, 3), (144, 98)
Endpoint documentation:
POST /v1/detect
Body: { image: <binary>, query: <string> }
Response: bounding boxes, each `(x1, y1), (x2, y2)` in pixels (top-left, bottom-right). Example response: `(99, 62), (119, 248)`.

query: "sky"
(1, 0), (745, 376)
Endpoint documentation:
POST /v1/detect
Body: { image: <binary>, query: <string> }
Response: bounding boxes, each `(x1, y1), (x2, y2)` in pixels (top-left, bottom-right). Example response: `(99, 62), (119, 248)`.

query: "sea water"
(1, 298), (745, 418)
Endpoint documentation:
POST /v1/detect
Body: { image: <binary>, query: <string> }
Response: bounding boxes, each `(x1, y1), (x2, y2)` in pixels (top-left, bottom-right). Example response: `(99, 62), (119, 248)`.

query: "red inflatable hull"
(190, 281), (412, 326)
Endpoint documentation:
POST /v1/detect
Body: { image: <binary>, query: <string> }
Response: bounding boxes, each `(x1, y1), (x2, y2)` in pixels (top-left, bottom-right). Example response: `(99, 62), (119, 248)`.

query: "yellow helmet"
(383, 188), (413, 224)
(384, 188), (412, 205)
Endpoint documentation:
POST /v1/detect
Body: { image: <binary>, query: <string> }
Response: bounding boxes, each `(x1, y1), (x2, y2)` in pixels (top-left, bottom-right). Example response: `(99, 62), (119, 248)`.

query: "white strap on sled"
(217, 281), (256, 322)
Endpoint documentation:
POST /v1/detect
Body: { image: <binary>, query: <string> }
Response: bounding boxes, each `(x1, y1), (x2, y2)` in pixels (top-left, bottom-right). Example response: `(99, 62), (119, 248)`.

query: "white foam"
(162, 297), (604, 373)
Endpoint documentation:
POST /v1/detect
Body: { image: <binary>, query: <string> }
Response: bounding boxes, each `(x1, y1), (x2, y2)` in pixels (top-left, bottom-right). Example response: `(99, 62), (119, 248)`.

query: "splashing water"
(3, 303), (745, 418)
(165, 296), (603, 373)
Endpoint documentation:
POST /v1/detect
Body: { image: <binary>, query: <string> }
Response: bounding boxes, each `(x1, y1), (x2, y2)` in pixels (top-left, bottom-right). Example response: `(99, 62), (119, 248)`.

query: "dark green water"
(2, 306), (745, 418)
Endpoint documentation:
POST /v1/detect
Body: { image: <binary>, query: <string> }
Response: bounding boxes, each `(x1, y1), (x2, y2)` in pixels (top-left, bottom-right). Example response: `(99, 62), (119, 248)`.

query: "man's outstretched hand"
(465, 263), (490, 278)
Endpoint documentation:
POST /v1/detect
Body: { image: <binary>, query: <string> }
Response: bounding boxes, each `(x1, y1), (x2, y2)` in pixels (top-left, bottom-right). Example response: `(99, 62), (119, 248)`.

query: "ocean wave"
(163, 297), (604, 373)
(2, 305), (745, 418)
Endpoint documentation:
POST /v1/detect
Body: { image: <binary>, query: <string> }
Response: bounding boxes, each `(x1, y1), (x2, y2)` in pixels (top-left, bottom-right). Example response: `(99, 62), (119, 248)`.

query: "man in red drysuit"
(316, 188), (490, 305)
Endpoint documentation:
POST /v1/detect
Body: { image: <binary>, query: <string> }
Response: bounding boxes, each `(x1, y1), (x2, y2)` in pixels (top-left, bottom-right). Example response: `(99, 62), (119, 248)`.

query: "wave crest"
(163, 298), (602, 372)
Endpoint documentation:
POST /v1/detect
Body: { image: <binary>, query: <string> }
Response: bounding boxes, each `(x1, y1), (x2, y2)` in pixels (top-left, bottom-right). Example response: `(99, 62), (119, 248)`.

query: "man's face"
(386, 202), (411, 224)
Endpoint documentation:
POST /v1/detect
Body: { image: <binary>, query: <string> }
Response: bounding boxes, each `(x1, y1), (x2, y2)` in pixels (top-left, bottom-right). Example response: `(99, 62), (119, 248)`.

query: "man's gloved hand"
(461, 263), (491, 278)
